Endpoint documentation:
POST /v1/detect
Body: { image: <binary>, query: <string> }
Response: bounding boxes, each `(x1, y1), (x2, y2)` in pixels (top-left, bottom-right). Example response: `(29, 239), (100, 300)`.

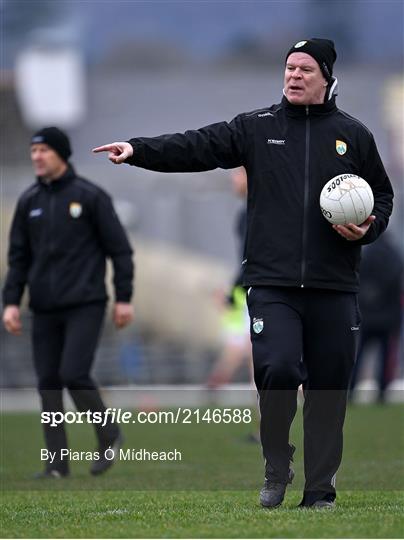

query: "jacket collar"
(37, 164), (75, 189)
(282, 95), (338, 117)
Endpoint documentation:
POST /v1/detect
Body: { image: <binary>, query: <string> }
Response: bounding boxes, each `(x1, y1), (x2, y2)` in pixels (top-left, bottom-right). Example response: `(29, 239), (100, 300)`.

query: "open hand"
(333, 215), (376, 241)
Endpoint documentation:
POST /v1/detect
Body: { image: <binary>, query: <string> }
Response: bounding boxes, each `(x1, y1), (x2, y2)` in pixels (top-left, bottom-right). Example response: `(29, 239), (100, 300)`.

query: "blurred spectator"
(350, 234), (404, 402)
(207, 167), (252, 389)
(206, 167), (258, 443)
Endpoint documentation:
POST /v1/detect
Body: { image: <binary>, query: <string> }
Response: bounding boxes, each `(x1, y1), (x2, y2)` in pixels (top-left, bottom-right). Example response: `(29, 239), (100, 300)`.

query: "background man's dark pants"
(248, 286), (360, 504)
(32, 302), (119, 475)
(349, 326), (400, 402)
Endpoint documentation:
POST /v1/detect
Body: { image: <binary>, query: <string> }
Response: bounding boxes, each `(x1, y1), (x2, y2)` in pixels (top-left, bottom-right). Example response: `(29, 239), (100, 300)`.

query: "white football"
(320, 174), (374, 225)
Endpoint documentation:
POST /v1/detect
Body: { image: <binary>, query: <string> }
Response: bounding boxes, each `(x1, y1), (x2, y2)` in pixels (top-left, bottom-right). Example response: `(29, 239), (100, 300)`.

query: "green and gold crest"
(336, 140), (347, 155)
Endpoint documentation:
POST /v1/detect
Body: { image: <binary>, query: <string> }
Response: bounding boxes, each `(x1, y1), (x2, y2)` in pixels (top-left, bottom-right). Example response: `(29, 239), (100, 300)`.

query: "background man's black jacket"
(126, 96), (393, 292)
(3, 166), (134, 312)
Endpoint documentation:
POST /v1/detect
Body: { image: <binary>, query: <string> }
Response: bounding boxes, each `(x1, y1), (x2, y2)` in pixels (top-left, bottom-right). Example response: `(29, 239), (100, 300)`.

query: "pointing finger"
(92, 144), (116, 153)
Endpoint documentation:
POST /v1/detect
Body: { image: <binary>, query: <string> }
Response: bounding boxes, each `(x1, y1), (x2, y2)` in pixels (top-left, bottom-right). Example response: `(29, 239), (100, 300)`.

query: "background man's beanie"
(31, 127), (72, 162)
(285, 38), (337, 81)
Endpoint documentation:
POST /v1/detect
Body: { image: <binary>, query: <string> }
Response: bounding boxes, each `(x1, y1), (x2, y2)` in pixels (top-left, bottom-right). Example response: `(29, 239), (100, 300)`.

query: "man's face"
(284, 52), (328, 105)
(30, 144), (65, 178)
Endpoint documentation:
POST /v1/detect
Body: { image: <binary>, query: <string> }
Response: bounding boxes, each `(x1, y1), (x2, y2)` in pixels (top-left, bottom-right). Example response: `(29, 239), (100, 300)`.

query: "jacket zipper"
(300, 105), (310, 288)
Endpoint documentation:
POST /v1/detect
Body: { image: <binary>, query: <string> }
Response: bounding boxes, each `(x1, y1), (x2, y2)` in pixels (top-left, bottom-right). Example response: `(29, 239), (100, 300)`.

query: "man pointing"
(93, 39), (393, 508)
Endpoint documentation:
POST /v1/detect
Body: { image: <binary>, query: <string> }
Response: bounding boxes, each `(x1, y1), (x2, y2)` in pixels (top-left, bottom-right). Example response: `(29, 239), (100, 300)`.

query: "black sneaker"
(260, 481), (289, 508)
(260, 444), (295, 508)
(90, 432), (123, 476)
(298, 493), (336, 509)
(311, 500), (335, 509)
(33, 469), (69, 479)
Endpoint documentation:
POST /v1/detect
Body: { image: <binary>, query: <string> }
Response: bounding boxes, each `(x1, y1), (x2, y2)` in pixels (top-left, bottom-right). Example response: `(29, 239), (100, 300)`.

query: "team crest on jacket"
(336, 140), (347, 155)
(252, 317), (264, 334)
(69, 202), (82, 218)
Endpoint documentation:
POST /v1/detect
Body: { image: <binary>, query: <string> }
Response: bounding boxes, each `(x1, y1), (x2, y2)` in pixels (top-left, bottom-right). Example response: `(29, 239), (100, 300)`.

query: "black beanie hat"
(31, 127), (72, 162)
(285, 38), (337, 81)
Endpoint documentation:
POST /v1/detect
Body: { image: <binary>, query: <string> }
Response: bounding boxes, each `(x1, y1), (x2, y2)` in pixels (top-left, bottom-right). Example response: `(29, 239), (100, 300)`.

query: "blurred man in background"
(206, 167), (260, 443)
(93, 39), (393, 509)
(207, 167), (251, 389)
(2, 127), (134, 478)
(350, 234), (403, 402)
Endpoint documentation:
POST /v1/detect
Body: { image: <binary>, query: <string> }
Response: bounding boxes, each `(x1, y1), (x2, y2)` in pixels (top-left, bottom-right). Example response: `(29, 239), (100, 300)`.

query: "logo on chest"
(336, 140), (347, 155)
(267, 139), (285, 145)
(69, 202), (82, 218)
(29, 208), (42, 218)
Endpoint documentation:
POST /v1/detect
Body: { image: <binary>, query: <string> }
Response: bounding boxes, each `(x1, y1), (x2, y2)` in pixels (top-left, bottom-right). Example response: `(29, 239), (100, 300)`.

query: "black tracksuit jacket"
(126, 95), (393, 292)
(3, 166), (134, 312)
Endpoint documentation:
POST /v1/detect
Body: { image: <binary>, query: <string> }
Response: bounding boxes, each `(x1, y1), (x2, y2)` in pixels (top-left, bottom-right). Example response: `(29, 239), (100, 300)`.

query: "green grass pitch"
(1, 403), (403, 538)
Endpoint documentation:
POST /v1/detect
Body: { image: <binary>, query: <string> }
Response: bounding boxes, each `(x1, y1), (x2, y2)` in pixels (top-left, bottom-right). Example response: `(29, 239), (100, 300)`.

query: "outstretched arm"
(92, 116), (246, 173)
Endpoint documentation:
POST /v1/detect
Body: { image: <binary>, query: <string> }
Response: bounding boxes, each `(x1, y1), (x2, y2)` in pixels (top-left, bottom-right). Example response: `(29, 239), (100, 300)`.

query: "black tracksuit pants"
(32, 302), (119, 475)
(247, 286), (360, 504)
